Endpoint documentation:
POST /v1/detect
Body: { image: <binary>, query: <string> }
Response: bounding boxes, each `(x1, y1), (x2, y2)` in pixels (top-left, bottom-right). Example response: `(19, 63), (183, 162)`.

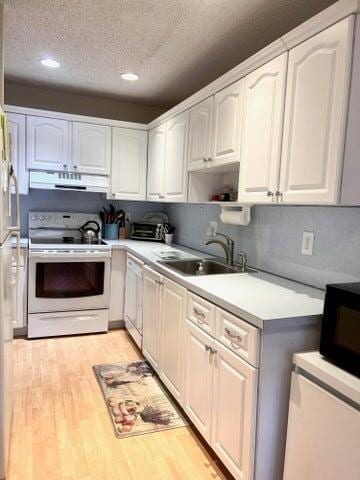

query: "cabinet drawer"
(215, 307), (259, 367)
(187, 292), (215, 335)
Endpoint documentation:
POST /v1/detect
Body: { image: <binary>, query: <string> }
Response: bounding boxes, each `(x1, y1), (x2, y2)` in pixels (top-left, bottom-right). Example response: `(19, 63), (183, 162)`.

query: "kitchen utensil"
(79, 220), (101, 243)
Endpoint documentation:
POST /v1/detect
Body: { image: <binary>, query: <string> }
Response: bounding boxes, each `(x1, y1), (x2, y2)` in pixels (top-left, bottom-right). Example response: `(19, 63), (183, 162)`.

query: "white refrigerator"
(0, 111), (20, 480)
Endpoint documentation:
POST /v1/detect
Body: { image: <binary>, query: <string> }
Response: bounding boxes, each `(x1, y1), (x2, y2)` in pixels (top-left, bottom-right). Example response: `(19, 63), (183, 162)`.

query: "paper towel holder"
(220, 204), (252, 225)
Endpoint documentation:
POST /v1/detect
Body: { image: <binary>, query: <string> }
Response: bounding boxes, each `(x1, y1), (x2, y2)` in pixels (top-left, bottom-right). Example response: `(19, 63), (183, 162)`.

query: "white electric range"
(28, 212), (111, 338)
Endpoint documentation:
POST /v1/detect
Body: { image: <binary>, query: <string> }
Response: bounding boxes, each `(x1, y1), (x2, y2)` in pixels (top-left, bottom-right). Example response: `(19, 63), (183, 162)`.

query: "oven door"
(28, 250), (111, 313)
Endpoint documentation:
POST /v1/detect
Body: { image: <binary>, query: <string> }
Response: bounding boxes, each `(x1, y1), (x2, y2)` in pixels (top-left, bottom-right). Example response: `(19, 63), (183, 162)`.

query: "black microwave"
(320, 282), (360, 378)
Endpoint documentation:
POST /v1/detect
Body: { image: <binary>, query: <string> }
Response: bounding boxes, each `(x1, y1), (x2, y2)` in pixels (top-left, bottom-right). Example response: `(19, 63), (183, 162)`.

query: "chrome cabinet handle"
(205, 345), (217, 355)
(275, 190), (283, 201)
(225, 327), (243, 344)
(155, 280), (164, 286)
(193, 307), (205, 319)
(267, 190), (274, 197)
(203, 157), (208, 163)
(207, 157), (213, 163)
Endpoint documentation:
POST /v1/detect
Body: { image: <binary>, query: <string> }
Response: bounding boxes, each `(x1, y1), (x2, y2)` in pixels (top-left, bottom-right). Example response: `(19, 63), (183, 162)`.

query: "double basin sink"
(159, 258), (256, 276)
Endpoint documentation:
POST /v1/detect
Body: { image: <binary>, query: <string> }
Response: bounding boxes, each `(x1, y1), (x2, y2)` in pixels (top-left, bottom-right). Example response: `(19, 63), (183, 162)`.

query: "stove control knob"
(39, 215), (45, 222)
(31, 215), (37, 221)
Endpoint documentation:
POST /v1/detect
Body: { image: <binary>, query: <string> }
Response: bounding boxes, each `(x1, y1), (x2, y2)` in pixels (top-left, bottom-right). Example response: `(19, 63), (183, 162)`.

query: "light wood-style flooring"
(8, 329), (231, 480)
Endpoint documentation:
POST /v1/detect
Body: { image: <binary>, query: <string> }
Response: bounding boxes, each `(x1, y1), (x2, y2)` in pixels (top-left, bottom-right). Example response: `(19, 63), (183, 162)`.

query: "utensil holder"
(164, 233), (173, 245)
(103, 224), (119, 240)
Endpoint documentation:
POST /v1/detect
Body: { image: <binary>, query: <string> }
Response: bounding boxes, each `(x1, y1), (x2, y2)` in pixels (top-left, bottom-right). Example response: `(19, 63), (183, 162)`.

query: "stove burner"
(63, 236), (74, 243)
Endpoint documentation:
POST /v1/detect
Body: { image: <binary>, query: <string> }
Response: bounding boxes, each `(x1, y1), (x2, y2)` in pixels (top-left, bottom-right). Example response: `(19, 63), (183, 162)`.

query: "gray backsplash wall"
(164, 203), (360, 290)
(16, 190), (164, 235)
(15, 190), (360, 290)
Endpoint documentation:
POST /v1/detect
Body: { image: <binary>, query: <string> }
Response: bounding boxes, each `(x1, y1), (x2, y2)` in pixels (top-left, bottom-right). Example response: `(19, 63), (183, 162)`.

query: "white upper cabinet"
(7, 112), (28, 195)
(164, 110), (189, 202)
(147, 123), (166, 202)
(110, 127), (148, 200)
(212, 79), (244, 167)
(279, 17), (354, 204)
(188, 97), (214, 171)
(211, 340), (257, 480)
(238, 53), (287, 203)
(26, 116), (70, 171)
(72, 122), (111, 175)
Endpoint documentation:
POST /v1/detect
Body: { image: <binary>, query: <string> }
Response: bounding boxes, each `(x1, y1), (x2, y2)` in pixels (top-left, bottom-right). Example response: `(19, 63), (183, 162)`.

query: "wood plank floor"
(8, 329), (231, 480)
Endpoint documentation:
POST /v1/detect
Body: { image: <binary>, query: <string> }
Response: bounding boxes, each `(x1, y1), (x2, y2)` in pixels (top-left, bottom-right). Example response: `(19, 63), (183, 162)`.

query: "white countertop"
(105, 239), (324, 329)
(294, 352), (360, 405)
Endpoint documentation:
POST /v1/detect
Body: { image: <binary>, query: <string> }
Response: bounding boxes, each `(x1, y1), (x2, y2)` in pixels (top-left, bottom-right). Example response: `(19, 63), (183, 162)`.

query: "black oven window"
(334, 305), (360, 355)
(36, 262), (105, 298)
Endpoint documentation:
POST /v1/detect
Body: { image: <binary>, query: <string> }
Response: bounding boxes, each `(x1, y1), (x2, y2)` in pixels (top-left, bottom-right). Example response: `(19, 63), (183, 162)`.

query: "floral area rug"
(93, 360), (189, 438)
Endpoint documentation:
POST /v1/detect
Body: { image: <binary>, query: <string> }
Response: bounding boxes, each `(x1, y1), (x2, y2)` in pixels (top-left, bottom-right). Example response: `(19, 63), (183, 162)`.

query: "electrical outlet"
(206, 221), (218, 237)
(301, 231), (314, 255)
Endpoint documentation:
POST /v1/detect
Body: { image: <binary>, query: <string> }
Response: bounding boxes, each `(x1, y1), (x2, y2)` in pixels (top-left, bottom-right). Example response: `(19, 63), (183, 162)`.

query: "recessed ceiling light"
(40, 58), (60, 68)
(121, 72), (139, 81)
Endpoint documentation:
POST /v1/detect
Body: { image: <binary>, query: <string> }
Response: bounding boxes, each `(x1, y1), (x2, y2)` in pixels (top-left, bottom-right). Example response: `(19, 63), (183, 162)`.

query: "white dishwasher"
(283, 352), (360, 480)
(124, 253), (144, 348)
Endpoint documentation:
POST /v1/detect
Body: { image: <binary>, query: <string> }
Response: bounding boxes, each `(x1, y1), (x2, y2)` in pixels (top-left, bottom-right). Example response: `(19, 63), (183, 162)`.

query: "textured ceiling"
(4, 0), (337, 107)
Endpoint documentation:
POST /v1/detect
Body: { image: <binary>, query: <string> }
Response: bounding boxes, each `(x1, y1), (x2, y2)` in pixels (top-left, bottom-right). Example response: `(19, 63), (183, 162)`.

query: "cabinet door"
(279, 17), (354, 204)
(124, 265), (138, 325)
(12, 267), (26, 329)
(110, 250), (126, 322)
(26, 116), (69, 171)
(188, 97), (214, 171)
(111, 127), (147, 200)
(142, 266), (162, 370)
(184, 319), (214, 442)
(164, 110), (189, 202)
(283, 372), (360, 480)
(72, 122), (111, 175)
(212, 79), (244, 167)
(238, 54), (287, 203)
(6, 113), (28, 195)
(147, 124), (166, 201)
(211, 341), (257, 480)
(160, 277), (187, 404)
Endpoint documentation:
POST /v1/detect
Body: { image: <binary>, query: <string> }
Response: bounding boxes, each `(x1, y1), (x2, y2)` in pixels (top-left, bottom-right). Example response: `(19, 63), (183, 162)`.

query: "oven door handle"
(29, 250), (111, 259)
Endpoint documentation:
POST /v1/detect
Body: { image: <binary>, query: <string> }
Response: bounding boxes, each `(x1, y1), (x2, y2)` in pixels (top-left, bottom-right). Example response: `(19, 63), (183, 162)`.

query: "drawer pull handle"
(225, 328), (243, 344)
(193, 307), (205, 319)
(205, 345), (217, 355)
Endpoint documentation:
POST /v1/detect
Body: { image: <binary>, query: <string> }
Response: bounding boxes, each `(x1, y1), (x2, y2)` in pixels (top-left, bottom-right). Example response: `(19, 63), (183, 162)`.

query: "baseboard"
(109, 320), (125, 330)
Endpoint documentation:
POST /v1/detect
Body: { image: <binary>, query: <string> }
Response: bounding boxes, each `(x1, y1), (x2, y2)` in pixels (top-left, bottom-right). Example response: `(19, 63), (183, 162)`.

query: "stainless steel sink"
(158, 258), (257, 276)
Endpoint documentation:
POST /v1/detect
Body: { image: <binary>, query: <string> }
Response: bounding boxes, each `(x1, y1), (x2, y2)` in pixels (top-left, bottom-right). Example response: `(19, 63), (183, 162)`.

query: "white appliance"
(28, 212), (111, 338)
(283, 351), (360, 480)
(0, 112), (21, 480)
(124, 253), (144, 348)
(29, 170), (109, 193)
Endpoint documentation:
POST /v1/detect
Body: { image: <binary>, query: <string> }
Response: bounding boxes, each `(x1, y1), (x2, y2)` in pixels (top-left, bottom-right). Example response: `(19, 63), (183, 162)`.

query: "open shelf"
(188, 163), (239, 203)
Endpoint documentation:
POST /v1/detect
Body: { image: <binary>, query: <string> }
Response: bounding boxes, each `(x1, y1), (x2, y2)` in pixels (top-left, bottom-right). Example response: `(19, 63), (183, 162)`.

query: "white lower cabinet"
(184, 320), (257, 480)
(142, 266), (163, 370)
(184, 320), (214, 441)
(211, 340), (257, 480)
(137, 259), (318, 480)
(159, 278), (187, 403)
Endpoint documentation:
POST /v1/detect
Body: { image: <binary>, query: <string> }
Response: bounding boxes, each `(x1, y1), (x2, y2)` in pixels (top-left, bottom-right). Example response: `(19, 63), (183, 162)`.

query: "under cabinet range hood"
(29, 171), (109, 193)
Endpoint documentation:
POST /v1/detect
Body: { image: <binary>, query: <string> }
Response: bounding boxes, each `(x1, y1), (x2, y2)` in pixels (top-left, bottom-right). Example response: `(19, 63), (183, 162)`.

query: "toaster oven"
(130, 222), (165, 242)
